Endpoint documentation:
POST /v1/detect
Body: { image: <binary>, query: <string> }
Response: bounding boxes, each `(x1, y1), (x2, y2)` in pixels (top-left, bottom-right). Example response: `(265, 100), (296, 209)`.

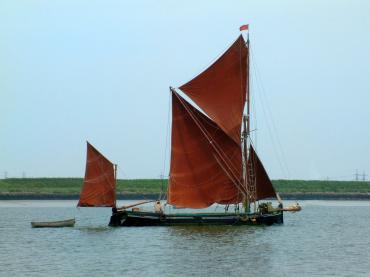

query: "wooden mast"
(246, 33), (251, 210)
(242, 32), (251, 213)
(246, 34), (250, 160)
(242, 115), (249, 212)
(244, 30), (257, 212)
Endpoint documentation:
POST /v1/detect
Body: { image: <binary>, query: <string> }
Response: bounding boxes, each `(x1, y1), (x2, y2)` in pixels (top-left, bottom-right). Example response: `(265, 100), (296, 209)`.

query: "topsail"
(179, 35), (248, 144)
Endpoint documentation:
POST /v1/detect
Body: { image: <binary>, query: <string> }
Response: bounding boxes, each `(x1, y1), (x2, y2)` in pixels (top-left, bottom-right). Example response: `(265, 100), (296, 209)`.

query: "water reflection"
(163, 225), (275, 276)
(167, 224), (259, 237)
(76, 226), (114, 233)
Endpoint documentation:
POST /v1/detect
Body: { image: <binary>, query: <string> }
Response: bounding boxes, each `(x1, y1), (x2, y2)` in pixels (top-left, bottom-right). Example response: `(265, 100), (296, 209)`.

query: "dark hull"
(109, 210), (283, 227)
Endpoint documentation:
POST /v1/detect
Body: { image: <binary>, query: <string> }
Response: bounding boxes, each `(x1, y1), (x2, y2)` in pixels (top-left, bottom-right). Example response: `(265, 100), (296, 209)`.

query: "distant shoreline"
(2, 178), (369, 200)
(1, 192), (370, 200)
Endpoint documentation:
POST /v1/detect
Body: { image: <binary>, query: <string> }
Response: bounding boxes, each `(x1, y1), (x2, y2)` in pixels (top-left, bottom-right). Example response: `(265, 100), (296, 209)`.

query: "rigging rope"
(173, 90), (247, 197)
(160, 89), (172, 201)
(249, 46), (291, 179)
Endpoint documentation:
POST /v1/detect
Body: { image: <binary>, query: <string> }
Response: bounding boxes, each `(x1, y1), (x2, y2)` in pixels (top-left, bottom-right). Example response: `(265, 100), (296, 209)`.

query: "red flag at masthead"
(239, 24), (249, 31)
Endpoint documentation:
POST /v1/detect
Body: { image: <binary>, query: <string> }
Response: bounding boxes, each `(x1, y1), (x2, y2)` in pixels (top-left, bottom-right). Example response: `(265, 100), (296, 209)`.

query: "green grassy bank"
(0, 178), (369, 194)
(0, 178), (165, 194)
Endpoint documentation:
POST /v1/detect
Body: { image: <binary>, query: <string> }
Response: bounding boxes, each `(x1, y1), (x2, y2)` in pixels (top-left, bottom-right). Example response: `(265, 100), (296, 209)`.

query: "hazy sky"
(1, 0), (369, 180)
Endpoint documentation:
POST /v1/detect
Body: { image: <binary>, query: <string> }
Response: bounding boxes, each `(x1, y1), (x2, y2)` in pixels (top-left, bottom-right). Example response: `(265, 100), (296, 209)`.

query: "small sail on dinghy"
(108, 28), (297, 227)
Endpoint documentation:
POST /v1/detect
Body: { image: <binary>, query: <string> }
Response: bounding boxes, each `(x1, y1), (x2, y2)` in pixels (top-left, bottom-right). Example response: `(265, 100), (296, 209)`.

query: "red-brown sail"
(78, 142), (116, 207)
(248, 145), (276, 200)
(179, 35), (248, 144)
(168, 91), (245, 209)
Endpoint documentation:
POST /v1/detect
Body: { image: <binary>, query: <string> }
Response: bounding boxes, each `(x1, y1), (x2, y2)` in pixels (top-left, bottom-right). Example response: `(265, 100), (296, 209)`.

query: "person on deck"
(154, 201), (163, 214)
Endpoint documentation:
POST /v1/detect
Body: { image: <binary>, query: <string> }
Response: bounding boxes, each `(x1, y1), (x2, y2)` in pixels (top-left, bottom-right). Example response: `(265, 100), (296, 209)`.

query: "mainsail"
(179, 35), (248, 144)
(168, 92), (244, 208)
(78, 142), (116, 207)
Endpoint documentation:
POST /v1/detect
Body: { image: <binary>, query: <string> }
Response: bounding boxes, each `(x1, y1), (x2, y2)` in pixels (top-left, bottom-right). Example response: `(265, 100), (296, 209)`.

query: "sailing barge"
(79, 29), (286, 226)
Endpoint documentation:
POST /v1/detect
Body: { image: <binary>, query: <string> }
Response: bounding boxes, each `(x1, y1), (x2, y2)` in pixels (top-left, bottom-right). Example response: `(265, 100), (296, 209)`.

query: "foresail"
(179, 35), (248, 144)
(168, 92), (245, 209)
(248, 145), (277, 200)
(78, 142), (116, 207)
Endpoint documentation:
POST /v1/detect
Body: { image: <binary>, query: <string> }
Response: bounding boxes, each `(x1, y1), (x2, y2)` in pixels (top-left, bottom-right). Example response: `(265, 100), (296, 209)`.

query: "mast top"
(239, 24), (250, 43)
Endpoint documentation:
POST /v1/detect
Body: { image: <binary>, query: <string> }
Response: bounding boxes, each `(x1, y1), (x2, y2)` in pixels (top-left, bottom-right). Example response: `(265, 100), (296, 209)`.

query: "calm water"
(1, 200), (370, 277)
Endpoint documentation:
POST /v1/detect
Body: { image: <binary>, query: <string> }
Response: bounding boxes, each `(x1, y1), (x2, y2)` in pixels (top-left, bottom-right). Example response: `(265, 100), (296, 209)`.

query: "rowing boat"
(31, 218), (75, 228)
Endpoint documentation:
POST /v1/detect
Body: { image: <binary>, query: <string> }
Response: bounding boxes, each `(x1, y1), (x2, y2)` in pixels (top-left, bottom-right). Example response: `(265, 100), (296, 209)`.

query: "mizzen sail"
(179, 35), (248, 144)
(78, 142), (116, 207)
(168, 91), (244, 209)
